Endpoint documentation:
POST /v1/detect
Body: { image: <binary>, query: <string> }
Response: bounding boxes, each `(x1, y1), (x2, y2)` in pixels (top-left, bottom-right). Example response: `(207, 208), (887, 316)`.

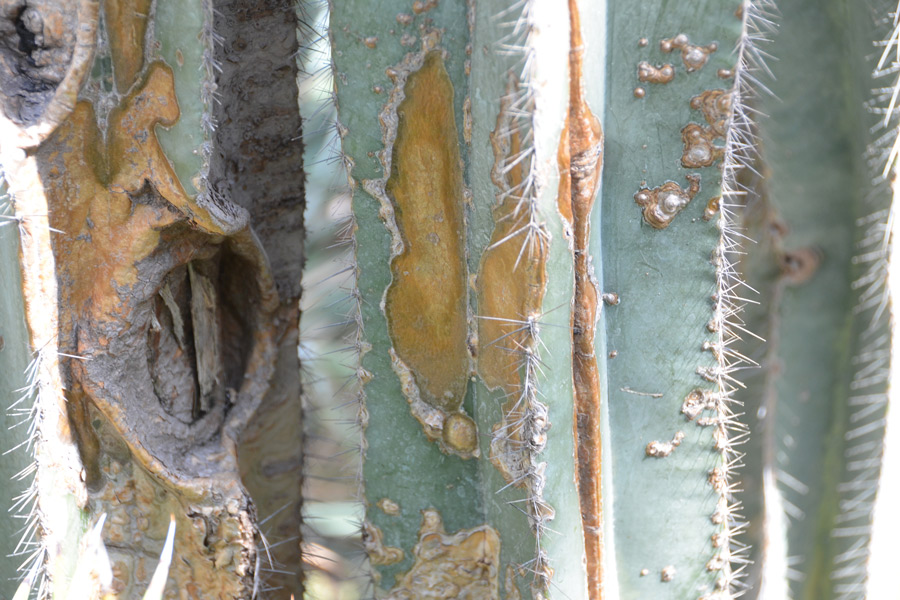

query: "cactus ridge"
(481, 0), (556, 591)
(6, 326), (46, 597)
(869, 5), (900, 595)
(2, 149), (89, 599)
(295, 0), (373, 597)
(701, 1), (779, 597)
(195, 0), (219, 207)
(826, 2), (898, 594)
(737, 1), (896, 596)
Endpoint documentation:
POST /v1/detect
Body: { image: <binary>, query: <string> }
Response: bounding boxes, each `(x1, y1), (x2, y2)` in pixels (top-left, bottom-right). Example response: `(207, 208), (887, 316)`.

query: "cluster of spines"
(295, 1), (374, 598)
(6, 334), (47, 598)
(866, 6), (900, 596)
(699, 1), (779, 598)
(486, 311), (553, 591)
(196, 0), (223, 208)
(489, 0), (556, 594)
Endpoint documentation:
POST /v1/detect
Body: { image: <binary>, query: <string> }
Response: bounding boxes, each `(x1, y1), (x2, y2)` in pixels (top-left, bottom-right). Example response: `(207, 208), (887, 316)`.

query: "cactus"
(0, 0), (898, 599)
(318, 0), (896, 599)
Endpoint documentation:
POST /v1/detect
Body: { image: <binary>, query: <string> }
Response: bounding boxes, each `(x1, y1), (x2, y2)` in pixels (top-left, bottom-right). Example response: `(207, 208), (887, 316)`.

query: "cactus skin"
(598, 2), (747, 599)
(735, 1), (894, 599)
(1, 0), (897, 598)
(328, 0), (487, 592)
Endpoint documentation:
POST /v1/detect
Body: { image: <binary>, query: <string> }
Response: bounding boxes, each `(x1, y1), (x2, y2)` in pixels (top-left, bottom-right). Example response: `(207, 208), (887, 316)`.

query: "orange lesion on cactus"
(362, 520), (405, 566)
(477, 74), (551, 507)
(40, 62), (237, 337)
(634, 175), (701, 229)
(559, 0), (605, 596)
(478, 74), (548, 397)
(679, 89), (732, 169)
(691, 89), (732, 136)
(383, 51), (476, 456)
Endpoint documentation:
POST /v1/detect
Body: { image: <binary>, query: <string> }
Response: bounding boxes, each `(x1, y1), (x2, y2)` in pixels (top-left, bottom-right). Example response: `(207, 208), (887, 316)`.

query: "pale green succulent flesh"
(0, 201), (31, 599)
(599, 1), (742, 598)
(739, 1), (893, 598)
(0, 204), (89, 600)
(153, 0), (207, 196)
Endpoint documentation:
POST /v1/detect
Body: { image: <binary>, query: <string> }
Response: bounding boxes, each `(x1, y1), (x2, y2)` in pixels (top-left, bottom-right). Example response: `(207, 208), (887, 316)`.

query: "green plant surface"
(735, 1), (894, 598)
(153, 0), (211, 196)
(598, 2), (746, 599)
(467, 1), (585, 596)
(0, 196), (33, 600)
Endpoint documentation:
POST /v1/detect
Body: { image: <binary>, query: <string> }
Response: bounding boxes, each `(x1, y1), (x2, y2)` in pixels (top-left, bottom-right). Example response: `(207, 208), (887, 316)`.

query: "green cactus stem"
(735, 1), (894, 598)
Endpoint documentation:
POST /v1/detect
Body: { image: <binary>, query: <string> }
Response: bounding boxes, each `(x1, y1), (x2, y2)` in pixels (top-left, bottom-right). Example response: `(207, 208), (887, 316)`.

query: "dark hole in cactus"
(0, 0), (76, 124)
(780, 247), (822, 285)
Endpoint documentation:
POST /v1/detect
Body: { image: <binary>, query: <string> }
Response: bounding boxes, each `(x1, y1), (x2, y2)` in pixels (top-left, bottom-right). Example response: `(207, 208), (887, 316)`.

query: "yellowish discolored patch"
(661, 565), (677, 582)
(703, 195), (721, 221)
(660, 34), (718, 72)
(680, 90), (731, 169)
(645, 431), (686, 458)
(377, 498), (402, 516)
(637, 61), (675, 84)
(681, 123), (725, 168)
(477, 76), (552, 543)
(386, 510), (501, 599)
(102, 0), (153, 92)
(691, 89), (732, 136)
(412, 0), (439, 15)
(443, 412), (478, 455)
(382, 51), (475, 455)
(478, 76), (548, 396)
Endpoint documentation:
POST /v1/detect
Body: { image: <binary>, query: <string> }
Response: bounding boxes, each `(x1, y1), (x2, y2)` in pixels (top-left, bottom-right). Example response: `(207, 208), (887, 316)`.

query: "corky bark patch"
(558, 1), (605, 596)
(384, 510), (501, 600)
